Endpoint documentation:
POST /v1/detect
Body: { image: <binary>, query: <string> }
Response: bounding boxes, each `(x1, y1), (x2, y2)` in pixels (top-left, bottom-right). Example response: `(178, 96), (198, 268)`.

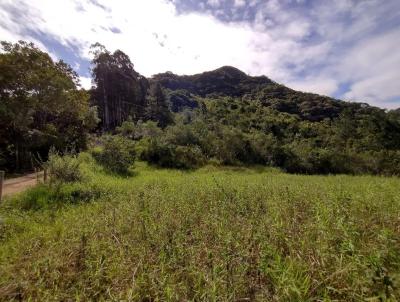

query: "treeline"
(112, 96), (400, 175)
(1, 40), (400, 175)
(90, 43), (171, 130)
(0, 41), (98, 171)
(0, 41), (171, 172)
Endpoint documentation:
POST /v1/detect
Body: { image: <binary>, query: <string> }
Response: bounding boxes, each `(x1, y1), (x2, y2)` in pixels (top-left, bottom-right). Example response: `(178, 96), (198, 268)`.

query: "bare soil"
(2, 172), (43, 197)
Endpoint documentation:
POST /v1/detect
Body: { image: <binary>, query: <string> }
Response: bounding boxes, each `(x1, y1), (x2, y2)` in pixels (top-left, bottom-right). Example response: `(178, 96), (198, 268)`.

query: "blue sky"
(1, 0), (399, 108)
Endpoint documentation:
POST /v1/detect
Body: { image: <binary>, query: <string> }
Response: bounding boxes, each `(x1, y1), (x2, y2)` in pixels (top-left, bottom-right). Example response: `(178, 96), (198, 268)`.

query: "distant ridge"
(152, 66), (380, 121)
(152, 65), (274, 97)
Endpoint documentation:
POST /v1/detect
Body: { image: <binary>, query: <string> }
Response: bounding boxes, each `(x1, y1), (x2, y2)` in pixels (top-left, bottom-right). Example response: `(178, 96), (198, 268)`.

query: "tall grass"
(0, 154), (399, 301)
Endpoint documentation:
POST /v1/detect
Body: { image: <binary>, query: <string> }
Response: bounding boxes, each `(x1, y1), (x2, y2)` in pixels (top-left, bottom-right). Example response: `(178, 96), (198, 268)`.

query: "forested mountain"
(154, 66), (380, 122)
(153, 66), (273, 97)
(143, 66), (400, 174)
(1, 40), (400, 175)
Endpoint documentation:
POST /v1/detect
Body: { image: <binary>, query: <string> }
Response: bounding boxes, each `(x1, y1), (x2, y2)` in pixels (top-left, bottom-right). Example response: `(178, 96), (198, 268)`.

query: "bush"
(116, 116), (136, 139)
(282, 144), (359, 175)
(359, 150), (400, 175)
(138, 137), (205, 169)
(211, 127), (247, 165)
(93, 135), (136, 174)
(136, 138), (171, 164)
(172, 145), (205, 169)
(47, 149), (82, 182)
(247, 132), (280, 165)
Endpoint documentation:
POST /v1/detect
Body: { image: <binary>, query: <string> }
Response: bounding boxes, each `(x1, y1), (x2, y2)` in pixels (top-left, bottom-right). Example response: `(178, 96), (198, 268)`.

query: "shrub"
(247, 132), (280, 165)
(93, 135), (136, 174)
(138, 137), (205, 169)
(164, 123), (200, 146)
(360, 150), (400, 175)
(116, 116), (136, 139)
(282, 144), (357, 175)
(47, 149), (82, 182)
(172, 145), (206, 169)
(211, 127), (247, 165)
(136, 138), (171, 165)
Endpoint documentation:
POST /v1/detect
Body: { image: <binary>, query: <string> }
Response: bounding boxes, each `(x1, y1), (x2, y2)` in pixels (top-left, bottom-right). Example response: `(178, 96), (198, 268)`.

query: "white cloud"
(283, 20), (310, 39)
(79, 76), (92, 90)
(338, 29), (400, 82)
(1, 0), (253, 75)
(234, 0), (246, 8)
(0, 0), (399, 108)
(287, 77), (339, 97)
(0, 5), (57, 59)
(207, 0), (220, 8)
(325, 28), (400, 108)
(343, 72), (399, 109)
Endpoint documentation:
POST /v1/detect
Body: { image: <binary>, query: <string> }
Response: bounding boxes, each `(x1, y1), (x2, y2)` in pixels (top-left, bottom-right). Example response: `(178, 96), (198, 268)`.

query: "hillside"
(1, 41), (400, 176)
(153, 66), (378, 121)
(153, 66), (273, 97)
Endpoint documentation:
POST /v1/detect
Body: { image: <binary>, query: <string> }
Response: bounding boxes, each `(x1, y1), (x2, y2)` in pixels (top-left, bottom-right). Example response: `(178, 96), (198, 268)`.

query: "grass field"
(0, 154), (399, 301)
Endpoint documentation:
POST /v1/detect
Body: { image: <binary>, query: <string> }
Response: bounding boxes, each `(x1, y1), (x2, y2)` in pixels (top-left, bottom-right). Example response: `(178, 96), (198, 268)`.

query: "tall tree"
(0, 40), (98, 171)
(90, 44), (148, 130)
(145, 82), (173, 128)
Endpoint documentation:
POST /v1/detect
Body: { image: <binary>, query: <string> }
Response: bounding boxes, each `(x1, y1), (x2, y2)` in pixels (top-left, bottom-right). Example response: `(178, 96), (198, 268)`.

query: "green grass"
(0, 153), (399, 301)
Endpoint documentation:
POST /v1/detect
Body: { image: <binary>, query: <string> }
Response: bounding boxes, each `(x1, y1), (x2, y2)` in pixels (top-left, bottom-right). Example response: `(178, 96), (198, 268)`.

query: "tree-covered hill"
(154, 66), (386, 122)
(1, 40), (400, 175)
(153, 66), (273, 97)
(145, 67), (400, 175)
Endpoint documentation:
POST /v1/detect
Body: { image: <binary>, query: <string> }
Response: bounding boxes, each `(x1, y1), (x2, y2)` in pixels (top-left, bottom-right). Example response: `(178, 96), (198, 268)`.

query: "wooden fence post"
(0, 171), (4, 202)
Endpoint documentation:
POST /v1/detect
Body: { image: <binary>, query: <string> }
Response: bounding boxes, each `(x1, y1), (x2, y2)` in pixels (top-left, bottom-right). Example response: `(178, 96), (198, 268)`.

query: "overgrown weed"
(0, 154), (399, 301)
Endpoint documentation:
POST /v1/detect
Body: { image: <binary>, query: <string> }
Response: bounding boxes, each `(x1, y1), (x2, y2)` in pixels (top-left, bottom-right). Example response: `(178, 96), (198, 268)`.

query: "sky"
(1, 0), (399, 109)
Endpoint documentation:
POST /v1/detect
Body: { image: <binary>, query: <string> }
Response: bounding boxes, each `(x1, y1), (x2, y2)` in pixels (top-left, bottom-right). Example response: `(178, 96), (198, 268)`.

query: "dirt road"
(2, 172), (42, 197)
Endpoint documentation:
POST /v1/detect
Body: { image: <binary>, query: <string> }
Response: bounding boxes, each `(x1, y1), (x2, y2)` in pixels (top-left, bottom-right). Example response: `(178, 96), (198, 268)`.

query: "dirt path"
(2, 172), (43, 197)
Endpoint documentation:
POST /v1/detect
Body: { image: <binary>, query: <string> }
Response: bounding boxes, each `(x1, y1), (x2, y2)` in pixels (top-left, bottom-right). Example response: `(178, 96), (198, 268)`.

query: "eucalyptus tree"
(90, 43), (149, 130)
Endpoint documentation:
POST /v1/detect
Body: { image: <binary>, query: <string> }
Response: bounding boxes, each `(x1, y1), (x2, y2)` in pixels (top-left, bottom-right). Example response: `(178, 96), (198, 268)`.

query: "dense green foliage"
(46, 149), (82, 183)
(1, 38), (399, 302)
(0, 157), (399, 300)
(90, 43), (149, 130)
(92, 135), (136, 174)
(153, 66), (273, 98)
(2, 40), (399, 175)
(115, 98), (400, 174)
(0, 41), (98, 172)
(146, 67), (400, 175)
(90, 44), (171, 130)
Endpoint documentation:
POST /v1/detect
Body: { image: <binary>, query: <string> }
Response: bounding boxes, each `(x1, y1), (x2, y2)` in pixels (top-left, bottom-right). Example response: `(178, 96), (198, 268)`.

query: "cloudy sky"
(1, 0), (399, 108)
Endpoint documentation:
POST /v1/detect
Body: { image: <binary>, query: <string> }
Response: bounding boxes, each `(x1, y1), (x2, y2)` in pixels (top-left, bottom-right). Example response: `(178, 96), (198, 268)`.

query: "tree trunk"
(15, 142), (20, 171)
(103, 79), (109, 131)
